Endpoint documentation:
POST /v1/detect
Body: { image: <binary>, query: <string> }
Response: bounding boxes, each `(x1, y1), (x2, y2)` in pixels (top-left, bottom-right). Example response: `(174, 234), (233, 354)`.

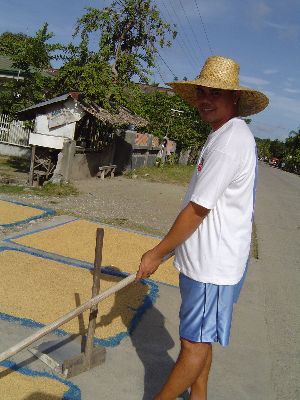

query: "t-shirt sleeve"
(190, 149), (240, 209)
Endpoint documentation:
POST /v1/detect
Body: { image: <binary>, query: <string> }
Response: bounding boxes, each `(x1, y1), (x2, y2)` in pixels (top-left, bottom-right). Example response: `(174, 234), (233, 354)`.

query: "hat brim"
(166, 81), (269, 117)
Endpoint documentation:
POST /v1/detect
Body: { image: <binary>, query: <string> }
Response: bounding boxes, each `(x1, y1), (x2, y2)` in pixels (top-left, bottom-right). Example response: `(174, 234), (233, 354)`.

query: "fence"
(0, 113), (32, 147)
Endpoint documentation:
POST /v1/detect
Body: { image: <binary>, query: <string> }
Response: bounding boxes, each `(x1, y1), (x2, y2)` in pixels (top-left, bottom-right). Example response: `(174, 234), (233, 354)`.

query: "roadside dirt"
(0, 176), (187, 237)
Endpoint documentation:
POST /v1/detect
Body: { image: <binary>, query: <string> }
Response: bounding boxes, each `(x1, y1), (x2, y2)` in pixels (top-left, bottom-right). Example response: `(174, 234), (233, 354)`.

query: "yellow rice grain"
(0, 250), (149, 339)
(14, 220), (179, 286)
(0, 200), (43, 225)
(0, 367), (68, 400)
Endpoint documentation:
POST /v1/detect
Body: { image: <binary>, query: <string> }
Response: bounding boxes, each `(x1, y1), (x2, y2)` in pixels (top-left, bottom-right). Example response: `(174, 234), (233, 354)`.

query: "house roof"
(138, 83), (174, 95)
(0, 54), (54, 79)
(17, 93), (79, 118)
(0, 54), (23, 79)
(18, 92), (148, 128)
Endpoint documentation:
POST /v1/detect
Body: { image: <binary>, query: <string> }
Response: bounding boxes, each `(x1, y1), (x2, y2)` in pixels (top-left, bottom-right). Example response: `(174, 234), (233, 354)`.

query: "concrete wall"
(70, 143), (115, 180)
(0, 142), (31, 158)
(68, 130), (164, 180)
(44, 130), (177, 182)
(113, 130), (170, 171)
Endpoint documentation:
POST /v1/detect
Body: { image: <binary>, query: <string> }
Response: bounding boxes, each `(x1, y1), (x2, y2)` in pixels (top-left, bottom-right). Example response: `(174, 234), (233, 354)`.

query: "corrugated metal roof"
(0, 55), (55, 78)
(19, 93), (74, 113)
(18, 93), (148, 128)
(0, 55), (20, 73)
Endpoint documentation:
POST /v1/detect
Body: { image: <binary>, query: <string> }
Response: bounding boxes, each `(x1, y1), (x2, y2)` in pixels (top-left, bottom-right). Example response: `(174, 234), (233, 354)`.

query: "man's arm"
(135, 201), (209, 281)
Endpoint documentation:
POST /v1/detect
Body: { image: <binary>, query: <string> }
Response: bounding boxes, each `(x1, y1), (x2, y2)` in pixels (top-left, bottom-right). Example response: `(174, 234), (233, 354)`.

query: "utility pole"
(166, 108), (184, 137)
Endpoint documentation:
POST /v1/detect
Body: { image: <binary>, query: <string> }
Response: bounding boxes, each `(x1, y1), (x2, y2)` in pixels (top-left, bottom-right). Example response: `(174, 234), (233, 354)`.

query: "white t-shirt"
(174, 117), (257, 285)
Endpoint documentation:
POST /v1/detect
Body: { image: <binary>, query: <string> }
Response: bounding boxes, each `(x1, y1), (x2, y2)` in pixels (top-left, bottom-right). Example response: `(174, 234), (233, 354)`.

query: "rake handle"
(0, 274), (136, 363)
(0, 250), (175, 363)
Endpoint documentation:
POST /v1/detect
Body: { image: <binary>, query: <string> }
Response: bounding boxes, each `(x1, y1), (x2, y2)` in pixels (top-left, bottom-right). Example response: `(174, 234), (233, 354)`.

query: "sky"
(0, 0), (299, 140)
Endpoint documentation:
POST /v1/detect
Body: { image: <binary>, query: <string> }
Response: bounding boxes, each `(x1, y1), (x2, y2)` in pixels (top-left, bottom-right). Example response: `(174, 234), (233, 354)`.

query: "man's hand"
(135, 248), (163, 282)
(135, 202), (209, 283)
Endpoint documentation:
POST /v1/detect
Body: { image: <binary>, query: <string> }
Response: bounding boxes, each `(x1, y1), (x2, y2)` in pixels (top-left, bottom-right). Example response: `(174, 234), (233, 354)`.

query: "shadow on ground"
(7, 157), (30, 173)
(99, 268), (187, 399)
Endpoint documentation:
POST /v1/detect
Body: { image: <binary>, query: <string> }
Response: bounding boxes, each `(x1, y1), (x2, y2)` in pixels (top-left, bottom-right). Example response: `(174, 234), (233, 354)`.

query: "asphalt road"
(0, 161), (299, 399)
(252, 162), (300, 400)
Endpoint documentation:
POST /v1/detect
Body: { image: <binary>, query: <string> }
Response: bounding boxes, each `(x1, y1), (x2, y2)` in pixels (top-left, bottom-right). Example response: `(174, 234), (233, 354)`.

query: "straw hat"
(167, 56), (269, 117)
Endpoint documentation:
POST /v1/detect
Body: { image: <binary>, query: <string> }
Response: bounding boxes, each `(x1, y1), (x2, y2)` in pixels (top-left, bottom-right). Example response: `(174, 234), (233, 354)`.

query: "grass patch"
(33, 182), (79, 197)
(0, 156), (29, 174)
(251, 221), (259, 259)
(0, 184), (26, 194)
(6, 156), (30, 173)
(124, 164), (195, 186)
(0, 182), (78, 197)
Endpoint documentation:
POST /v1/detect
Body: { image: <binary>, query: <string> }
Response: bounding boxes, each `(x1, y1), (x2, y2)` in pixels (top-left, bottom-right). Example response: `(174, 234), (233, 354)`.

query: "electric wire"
(162, 0), (201, 68)
(193, 0), (214, 55)
(157, 0), (199, 72)
(155, 63), (167, 83)
(114, 0), (125, 7)
(156, 49), (176, 77)
(177, 0), (204, 59)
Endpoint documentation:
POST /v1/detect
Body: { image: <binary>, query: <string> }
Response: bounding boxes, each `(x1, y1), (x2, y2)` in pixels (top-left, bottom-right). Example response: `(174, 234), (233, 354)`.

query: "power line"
(160, 1), (196, 68)
(193, 0), (214, 55)
(154, 62), (167, 83)
(156, 49), (176, 77)
(177, 0), (205, 59)
(148, 39), (176, 82)
(162, 0), (201, 68)
(156, 1), (199, 72)
(114, 0), (125, 7)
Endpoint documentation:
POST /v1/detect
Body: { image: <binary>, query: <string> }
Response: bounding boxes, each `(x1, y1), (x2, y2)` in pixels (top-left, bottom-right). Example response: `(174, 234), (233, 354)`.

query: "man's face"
(195, 86), (239, 131)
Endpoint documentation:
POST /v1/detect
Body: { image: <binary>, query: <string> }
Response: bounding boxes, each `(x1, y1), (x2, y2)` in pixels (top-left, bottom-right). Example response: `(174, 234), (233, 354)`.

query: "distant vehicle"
(269, 157), (279, 167)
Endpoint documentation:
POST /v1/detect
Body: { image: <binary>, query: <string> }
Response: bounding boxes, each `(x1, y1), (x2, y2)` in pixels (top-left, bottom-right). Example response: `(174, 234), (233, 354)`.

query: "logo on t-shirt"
(197, 157), (204, 172)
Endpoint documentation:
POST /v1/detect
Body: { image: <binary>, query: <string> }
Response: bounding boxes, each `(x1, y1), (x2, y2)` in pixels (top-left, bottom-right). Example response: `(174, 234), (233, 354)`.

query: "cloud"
(263, 69), (278, 75)
(265, 20), (300, 40)
(248, 2), (300, 41)
(252, 122), (287, 134)
(255, 2), (272, 18)
(251, 119), (290, 140)
(265, 90), (300, 121)
(272, 94), (300, 115)
(284, 88), (300, 94)
(248, 1), (272, 28)
(240, 75), (270, 86)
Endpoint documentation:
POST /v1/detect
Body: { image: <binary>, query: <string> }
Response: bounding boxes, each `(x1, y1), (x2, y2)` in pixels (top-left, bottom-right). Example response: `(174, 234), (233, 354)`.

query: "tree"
(269, 139), (286, 159)
(54, 50), (128, 110)
(284, 130), (300, 173)
(0, 24), (61, 115)
(255, 137), (271, 159)
(128, 90), (210, 156)
(0, 32), (29, 57)
(73, 0), (176, 83)
(54, 1), (176, 111)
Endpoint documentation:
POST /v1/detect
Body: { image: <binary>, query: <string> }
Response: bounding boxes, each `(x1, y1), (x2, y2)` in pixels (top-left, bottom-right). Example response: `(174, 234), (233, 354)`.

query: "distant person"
(157, 138), (168, 164)
(136, 56), (269, 399)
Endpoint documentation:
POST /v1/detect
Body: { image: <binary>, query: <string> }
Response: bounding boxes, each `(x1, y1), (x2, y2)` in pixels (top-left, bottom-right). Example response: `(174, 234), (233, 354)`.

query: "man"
(135, 56), (269, 400)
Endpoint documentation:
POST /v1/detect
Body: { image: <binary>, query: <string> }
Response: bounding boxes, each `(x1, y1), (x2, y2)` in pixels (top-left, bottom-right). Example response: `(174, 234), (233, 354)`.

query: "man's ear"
(234, 90), (241, 102)
(232, 90), (241, 105)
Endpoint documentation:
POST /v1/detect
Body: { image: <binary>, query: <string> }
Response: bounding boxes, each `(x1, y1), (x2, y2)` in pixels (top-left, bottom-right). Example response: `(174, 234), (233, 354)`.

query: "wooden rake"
(0, 228), (174, 378)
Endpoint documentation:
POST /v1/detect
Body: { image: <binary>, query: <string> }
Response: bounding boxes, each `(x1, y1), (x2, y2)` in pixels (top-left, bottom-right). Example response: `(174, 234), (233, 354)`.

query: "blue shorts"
(179, 271), (246, 347)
